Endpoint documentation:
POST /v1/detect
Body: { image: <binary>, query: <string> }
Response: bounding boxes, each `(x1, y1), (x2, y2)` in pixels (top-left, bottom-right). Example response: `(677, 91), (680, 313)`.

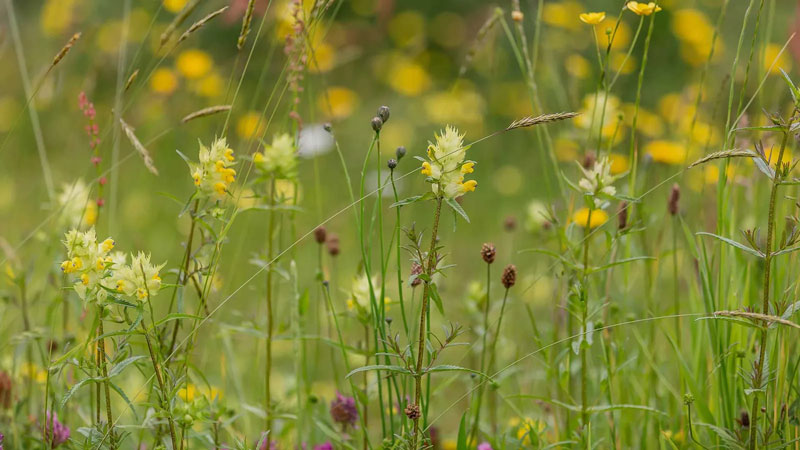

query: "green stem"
(97, 310), (116, 449)
(469, 262), (492, 444)
(141, 321), (178, 450)
(581, 209), (593, 429)
(411, 196), (444, 449)
(749, 129), (790, 450)
(266, 176), (276, 433)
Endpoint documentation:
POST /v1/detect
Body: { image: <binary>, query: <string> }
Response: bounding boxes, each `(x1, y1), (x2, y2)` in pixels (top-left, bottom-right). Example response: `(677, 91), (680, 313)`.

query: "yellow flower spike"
(421, 161), (433, 176)
(101, 238), (115, 253)
(462, 179), (477, 193)
(224, 148), (235, 162)
(117, 280), (126, 291)
(192, 169), (202, 186)
(153, 274), (161, 282)
(572, 208), (609, 229)
(80, 273), (90, 285)
(253, 152), (264, 163)
(626, 2), (661, 16)
(95, 257), (105, 271)
(214, 160), (226, 172)
(72, 257), (83, 270)
(136, 288), (147, 300)
(461, 162), (475, 174)
(214, 182), (227, 195)
(579, 12), (606, 25)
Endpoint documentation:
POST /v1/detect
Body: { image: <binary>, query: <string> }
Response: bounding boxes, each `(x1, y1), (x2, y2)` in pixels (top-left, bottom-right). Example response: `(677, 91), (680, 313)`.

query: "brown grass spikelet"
(160, 0), (201, 47)
(181, 105), (232, 123)
(124, 69), (139, 92)
(120, 119), (158, 175)
(237, 0), (257, 50)
(51, 32), (81, 69)
(506, 112), (580, 131)
(178, 6), (229, 44)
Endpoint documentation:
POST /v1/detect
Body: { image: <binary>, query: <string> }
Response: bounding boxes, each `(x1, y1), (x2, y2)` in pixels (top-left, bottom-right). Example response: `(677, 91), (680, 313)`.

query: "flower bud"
(377, 105), (390, 123)
(618, 201), (629, 230)
(371, 116), (383, 132)
(395, 146), (406, 160)
(512, 10), (523, 22)
(387, 159), (397, 170)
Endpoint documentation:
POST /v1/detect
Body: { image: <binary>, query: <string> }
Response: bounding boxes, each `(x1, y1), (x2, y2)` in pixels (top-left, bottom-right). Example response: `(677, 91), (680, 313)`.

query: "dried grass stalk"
(125, 69), (139, 92)
(120, 119), (158, 175)
(178, 6), (228, 43)
(51, 32), (81, 68)
(712, 310), (800, 330)
(506, 112), (579, 130)
(160, 0), (201, 47)
(688, 149), (757, 168)
(181, 105), (232, 123)
(237, 0), (256, 50)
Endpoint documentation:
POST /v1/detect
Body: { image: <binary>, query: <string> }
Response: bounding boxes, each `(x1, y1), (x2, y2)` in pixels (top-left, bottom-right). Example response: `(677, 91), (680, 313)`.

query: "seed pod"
(377, 105), (390, 123)
(668, 184), (680, 216)
(314, 226), (327, 244)
(501, 264), (517, 289)
(371, 116), (383, 132)
(481, 243), (496, 264)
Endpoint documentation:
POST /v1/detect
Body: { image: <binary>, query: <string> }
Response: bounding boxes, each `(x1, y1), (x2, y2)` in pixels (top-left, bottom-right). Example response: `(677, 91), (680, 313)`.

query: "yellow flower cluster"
(190, 137), (236, 197)
(61, 229), (164, 302)
(113, 252), (164, 300)
(420, 126), (477, 199)
(253, 133), (298, 179)
(61, 228), (119, 303)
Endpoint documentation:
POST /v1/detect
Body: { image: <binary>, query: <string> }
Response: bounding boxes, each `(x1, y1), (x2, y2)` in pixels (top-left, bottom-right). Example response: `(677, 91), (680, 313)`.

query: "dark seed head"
(480, 243), (496, 264)
(371, 116), (383, 132)
(404, 403), (421, 420)
(387, 159), (397, 170)
(582, 151), (596, 170)
(501, 264), (517, 289)
(314, 226), (327, 244)
(739, 410), (750, 428)
(326, 233), (340, 257)
(323, 122), (332, 132)
(618, 201), (629, 230)
(395, 146), (406, 160)
(504, 215), (517, 232)
(377, 105), (390, 123)
(668, 183), (680, 216)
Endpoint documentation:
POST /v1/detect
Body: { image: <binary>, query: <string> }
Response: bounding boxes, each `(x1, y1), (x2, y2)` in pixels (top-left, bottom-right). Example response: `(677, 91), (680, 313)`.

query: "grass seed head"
(481, 243), (496, 264)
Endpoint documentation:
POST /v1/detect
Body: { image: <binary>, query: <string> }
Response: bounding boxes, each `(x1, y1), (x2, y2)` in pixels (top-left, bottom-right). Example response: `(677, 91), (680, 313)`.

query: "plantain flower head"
(421, 126), (477, 198)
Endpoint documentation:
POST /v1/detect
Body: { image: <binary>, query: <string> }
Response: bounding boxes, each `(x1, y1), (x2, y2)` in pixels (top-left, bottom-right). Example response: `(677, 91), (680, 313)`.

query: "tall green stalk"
(411, 196), (444, 449)
(748, 128), (790, 450)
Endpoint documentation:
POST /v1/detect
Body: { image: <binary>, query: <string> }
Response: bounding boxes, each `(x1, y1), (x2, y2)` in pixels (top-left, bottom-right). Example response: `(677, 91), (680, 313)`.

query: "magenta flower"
(477, 443), (493, 450)
(313, 442), (333, 450)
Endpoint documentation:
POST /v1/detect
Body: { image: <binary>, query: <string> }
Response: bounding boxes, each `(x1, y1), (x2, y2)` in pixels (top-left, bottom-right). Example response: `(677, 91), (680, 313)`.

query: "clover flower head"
(61, 228), (118, 303)
(42, 411), (70, 448)
(421, 126), (477, 198)
(253, 133), (298, 179)
(190, 137), (236, 197)
(330, 391), (358, 426)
